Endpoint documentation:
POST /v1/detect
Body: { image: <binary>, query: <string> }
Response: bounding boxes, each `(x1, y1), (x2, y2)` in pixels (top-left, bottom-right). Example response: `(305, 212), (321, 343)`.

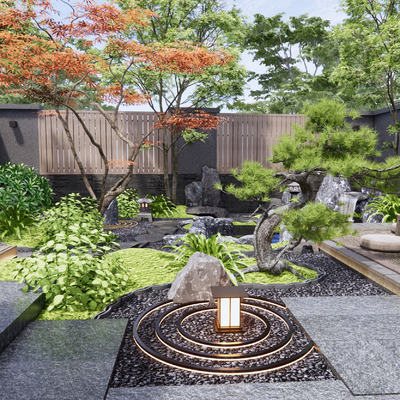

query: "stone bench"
(360, 234), (400, 252)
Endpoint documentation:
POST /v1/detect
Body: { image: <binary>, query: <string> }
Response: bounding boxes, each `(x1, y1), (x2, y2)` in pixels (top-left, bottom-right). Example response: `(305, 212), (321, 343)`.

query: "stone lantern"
(136, 198), (154, 222)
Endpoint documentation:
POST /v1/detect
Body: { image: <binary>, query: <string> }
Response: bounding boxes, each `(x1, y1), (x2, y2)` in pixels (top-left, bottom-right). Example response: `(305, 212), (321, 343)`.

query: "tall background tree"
(331, 0), (400, 155)
(0, 0), (232, 215)
(230, 13), (343, 114)
(104, 0), (248, 202)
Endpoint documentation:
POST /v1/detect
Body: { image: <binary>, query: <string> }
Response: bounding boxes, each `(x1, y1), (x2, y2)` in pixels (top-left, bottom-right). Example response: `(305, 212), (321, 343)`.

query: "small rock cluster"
(163, 216), (236, 246)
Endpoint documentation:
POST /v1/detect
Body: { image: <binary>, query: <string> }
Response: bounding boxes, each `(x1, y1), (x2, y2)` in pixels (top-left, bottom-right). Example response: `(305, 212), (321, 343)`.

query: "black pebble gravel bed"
(105, 251), (391, 388)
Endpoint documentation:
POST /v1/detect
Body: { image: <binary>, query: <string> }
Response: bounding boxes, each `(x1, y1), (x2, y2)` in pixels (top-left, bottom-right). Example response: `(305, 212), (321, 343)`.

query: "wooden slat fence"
(38, 111), (305, 175)
(216, 113), (305, 173)
(38, 111), (169, 175)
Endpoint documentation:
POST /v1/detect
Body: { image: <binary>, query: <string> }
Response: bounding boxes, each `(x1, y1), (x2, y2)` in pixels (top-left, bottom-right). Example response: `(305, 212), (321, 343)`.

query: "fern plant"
(146, 194), (177, 218)
(164, 233), (246, 285)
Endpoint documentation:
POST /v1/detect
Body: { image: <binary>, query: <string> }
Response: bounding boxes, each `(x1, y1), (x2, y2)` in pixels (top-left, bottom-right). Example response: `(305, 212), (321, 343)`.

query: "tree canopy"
(0, 0), (232, 214)
(331, 0), (400, 155)
(230, 13), (341, 114)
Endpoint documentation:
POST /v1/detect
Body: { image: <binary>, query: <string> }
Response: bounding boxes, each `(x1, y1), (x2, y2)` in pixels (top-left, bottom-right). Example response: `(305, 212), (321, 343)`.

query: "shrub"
(33, 193), (105, 247)
(117, 187), (140, 218)
(0, 162), (54, 217)
(164, 233), (246, 285)
(364, 194), (400, 223)
(12, 192), (126, 312)
(146, 194), (177, 218)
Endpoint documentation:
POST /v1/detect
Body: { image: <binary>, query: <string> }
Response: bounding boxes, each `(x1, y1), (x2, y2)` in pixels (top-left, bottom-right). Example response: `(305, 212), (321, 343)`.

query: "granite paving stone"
(282, 296), (400, 396)
(318, 340), (400, 395)
(106, 380), (353, 400)
(0, 319), (128, 400)
(0, 281), (45, 355)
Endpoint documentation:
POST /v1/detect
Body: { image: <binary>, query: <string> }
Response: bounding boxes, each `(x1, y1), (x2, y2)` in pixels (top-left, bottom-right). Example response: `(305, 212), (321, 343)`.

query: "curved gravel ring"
(176, 306), (270, 348)
(133, 298), (314, 375)
(157, 306), (294, 361)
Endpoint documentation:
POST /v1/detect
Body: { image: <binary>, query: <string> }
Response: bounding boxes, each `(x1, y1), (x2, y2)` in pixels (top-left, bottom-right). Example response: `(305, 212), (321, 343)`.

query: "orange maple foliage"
(0, 0), (232, 211)
(0, 0), (233, 107)
(153, 109), (225, 133)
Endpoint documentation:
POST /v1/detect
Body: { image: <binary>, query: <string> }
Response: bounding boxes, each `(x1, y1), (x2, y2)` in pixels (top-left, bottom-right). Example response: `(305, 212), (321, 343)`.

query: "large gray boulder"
(167, 252), (232, 303)
(185, 181), (203, 207)
(103, 198), (118, 226)
(201, 165), (220, 207)
(315, 175), (351, 211)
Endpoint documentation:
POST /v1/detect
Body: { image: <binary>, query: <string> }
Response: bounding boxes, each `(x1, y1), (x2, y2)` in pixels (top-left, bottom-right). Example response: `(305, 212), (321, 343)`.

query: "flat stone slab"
(106, 380), (353, 400)
(283, 295), (400, 396)
(360, 234), (400, 252)
(0, 281), (45, 355)
(0, 319), (128, 400)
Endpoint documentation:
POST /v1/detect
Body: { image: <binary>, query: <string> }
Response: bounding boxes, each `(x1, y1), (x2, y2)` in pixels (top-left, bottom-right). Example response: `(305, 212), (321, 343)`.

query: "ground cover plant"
(8, 193), (129, 315)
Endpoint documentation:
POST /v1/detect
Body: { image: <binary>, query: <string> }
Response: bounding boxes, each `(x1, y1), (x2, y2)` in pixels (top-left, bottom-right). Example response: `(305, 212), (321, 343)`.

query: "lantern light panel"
(211, 286), (248, 333)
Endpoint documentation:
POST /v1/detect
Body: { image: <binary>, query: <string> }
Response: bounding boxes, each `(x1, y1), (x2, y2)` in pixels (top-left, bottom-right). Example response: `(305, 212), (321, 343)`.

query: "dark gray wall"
(346, 105), (400, 162)
(0, 104), (43, 173)
(177, 108), (218, 174)
(43, 173), (260, 213)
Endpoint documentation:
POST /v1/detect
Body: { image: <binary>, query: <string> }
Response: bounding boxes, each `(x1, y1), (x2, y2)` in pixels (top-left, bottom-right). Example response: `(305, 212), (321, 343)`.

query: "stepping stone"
(360, 234), (400, 252)
(0, 281), (45, 355)
(0, 319), (128, 400)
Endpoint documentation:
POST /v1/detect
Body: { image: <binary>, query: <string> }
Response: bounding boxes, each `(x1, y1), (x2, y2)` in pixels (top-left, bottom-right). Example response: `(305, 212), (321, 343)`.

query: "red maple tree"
(0, 0), (231, 215)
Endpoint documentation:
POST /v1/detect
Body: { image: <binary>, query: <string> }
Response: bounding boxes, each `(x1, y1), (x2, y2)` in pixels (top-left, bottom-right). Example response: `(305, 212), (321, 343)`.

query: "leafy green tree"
(331, 0), (400, 155)
(230, 13), (341, 114)
(217, 98), (400, 278)
(102, 0), (248, 202)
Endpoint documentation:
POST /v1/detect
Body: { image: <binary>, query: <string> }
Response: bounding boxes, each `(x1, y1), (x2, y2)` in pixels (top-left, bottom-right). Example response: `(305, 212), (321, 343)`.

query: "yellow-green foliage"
(281, 202), (356, 243)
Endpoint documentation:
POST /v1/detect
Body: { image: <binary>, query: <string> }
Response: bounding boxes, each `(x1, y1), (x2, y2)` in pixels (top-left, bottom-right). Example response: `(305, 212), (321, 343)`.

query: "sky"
(40, 0), (348, 112)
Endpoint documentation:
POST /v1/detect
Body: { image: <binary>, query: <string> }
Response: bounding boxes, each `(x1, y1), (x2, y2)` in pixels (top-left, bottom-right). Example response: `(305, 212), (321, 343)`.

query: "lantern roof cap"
(136, 198), (154, 204)
(211, 286), (248, 299)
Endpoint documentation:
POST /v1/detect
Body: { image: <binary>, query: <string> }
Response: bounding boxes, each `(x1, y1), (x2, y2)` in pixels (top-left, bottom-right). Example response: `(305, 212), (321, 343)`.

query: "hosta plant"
(146, 194), (177, 218)
(363, 194), (400, 223)
(0, 203), (41, 241)
(117, 187), (140, 218)
(164, 233), (246, 285)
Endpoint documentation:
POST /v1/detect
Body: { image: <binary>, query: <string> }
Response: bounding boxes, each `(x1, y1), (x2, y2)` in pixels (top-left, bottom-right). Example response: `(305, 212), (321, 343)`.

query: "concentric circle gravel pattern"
(133, 298), (314, 375)
(106, 252), (390, 388)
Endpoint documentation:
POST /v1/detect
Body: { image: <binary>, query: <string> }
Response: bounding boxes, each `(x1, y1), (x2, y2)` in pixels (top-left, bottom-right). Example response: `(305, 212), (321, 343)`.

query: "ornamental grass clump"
(164, 233), (246, 285)
(146, 193), (177, 218)
(12, 193), (128, 312)
(364, 194), (400, 223)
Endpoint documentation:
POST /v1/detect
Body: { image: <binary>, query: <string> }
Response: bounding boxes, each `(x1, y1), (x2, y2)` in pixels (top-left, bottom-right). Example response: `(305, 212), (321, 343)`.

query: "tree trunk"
(172, 131), (179, 204)
(163, 130), (171, 199)
(238, 175), (313, 278)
